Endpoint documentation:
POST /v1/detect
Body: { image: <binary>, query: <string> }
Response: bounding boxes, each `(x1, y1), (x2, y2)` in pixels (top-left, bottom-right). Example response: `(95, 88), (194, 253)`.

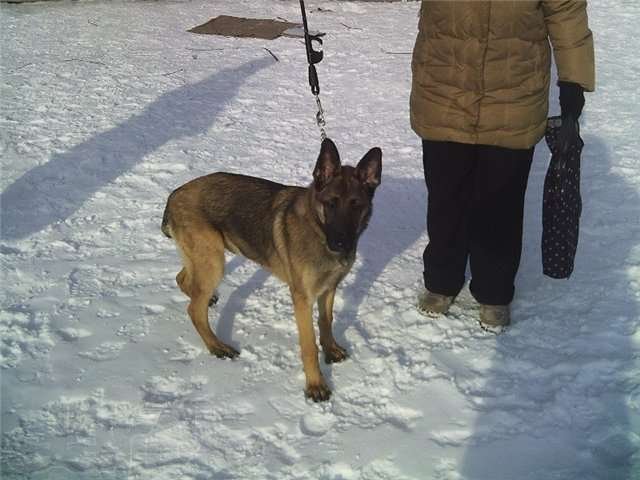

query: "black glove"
(558, 81), (585, 120)
(557, 82), (585, 155)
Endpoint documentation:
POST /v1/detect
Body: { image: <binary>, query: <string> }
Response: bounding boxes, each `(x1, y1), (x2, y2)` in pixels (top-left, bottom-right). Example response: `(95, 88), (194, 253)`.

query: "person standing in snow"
(412, 1), (595, 326)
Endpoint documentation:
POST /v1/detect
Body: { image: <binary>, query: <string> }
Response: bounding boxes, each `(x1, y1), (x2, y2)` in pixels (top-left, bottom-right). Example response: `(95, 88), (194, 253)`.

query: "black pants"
(422, 140), (534, 305)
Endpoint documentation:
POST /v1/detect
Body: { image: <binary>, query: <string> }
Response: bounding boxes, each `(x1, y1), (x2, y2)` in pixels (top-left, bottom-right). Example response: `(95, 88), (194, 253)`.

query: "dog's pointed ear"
(313, 138), (341, 190)
(356, 147), (382, 193)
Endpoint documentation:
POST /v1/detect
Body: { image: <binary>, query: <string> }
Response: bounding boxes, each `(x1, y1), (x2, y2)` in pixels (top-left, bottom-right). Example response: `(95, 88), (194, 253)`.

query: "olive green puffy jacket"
(410, 1), (595, 150)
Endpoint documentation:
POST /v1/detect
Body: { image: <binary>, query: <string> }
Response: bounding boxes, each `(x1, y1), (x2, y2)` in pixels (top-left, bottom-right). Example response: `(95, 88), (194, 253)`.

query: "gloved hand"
(557, 82), (585, 155)
(559, 81), (585, 120)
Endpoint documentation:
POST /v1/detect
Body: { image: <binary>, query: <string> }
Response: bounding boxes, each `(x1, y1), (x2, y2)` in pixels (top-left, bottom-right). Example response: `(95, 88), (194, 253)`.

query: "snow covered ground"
(1, 0), (639, 479)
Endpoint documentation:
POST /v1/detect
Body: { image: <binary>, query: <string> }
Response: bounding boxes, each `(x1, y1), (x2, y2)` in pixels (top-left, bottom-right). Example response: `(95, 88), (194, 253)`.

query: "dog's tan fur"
(162, 139), (381, 401)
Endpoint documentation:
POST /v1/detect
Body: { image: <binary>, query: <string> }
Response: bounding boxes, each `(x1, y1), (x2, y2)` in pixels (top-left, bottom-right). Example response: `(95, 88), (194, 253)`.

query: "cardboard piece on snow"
(282, 26), (323, 38)
(189, 15), (300, 40)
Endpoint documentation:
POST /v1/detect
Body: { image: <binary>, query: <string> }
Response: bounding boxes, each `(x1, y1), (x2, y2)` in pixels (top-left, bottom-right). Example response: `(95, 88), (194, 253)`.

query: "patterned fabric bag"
(542, 116), (584, 279)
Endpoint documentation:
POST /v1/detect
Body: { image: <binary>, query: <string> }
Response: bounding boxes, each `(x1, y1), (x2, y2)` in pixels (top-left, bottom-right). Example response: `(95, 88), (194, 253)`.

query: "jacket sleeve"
(542, 0), (595, 91)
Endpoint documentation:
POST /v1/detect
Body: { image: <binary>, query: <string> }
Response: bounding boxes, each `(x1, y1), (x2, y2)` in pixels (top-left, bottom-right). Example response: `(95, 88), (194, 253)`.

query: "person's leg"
(422, 140), (476, 299)
(468, 145), (534, 307)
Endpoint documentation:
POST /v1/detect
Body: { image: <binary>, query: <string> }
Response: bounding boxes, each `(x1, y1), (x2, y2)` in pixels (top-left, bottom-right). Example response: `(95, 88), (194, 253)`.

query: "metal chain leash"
(315, 94), (327, 141)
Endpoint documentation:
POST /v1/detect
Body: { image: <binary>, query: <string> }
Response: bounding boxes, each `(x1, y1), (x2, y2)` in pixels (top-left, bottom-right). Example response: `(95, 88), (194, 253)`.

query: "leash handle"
(308, 65), (319, 95)
(300, 0), (323, 94)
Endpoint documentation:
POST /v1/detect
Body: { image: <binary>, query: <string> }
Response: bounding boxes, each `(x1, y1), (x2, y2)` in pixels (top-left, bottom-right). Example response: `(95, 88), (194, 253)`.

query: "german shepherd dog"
(161, 139), (382, 401)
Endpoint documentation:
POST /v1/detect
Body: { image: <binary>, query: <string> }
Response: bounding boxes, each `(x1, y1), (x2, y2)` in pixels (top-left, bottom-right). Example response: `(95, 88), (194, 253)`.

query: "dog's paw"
(323, 342), (349, 364)
(208, 293), (219, 307)
(209, 343), (239, 359)
(304, 382), (332, 402)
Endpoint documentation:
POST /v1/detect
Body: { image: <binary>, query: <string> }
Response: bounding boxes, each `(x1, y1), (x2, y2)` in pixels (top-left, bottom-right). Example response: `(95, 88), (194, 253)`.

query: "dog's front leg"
(318, 289), (349, 364)
(291, 289), (331, 402)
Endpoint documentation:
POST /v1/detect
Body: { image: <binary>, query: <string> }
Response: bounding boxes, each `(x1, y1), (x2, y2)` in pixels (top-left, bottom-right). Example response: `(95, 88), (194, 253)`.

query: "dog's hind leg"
(178, 226), (238, 359)
(176, 267), (191, 297)
(177, 263), (218, 307)
(318, 288), (348, 364)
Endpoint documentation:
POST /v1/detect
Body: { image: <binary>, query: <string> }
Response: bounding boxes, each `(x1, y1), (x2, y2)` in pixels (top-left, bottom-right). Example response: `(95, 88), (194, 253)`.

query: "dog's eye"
(326, 198), (339, 210)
